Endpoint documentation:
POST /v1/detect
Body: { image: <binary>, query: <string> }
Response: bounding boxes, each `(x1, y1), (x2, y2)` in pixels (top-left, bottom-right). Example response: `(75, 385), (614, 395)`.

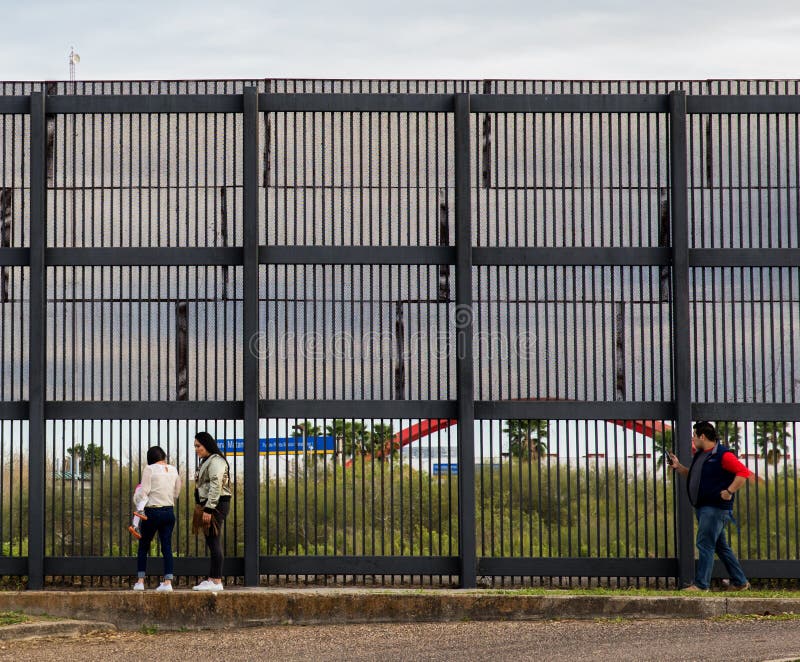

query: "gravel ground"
(2, 618), (800, 662)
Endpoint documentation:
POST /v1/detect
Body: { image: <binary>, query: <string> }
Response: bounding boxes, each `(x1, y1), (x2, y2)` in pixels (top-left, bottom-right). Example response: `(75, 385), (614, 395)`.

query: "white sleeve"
(172, 466), (182, 500)
(136, 465), (152, 508)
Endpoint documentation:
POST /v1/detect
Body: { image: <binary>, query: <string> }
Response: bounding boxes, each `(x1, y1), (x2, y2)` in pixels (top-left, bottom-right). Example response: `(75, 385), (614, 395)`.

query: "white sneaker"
(156, 582), (173, 592)
(132, 582), (145, 591)
(193, 580), (223, 592)
(192, 580), (212, 591)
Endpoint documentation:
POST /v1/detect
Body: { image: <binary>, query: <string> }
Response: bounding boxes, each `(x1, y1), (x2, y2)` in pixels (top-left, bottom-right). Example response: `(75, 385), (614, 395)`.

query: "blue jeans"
(137, 506), (176, 580)
(694, 506), (748, 589)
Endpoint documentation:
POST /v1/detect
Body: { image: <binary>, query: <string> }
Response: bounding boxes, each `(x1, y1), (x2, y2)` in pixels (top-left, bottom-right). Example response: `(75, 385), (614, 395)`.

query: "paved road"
(2, 618), (800, 661)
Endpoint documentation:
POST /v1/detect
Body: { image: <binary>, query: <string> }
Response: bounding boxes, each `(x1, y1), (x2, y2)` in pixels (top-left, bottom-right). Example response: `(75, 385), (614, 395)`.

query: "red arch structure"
(346, 412), (671, 467)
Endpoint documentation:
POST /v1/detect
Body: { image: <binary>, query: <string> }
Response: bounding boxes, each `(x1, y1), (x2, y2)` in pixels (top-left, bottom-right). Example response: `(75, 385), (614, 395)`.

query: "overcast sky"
(4, 0), (800, 81)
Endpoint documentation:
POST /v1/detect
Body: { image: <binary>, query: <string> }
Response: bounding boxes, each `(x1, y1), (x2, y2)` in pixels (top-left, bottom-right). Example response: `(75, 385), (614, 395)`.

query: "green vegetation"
(713, 612), (800, 622)
(593, 616), (628, 623)
(67, 443), (111, 472)
(0, 424), (794, 575)
(755, 422), (792, 462)
(503, 419), (549, 460)
(652, 428), (672, 463)
(0, 611), (28, 626)
(489, 586), (800, 598)
(262, 456), (459, 556)
(717, 421), (742, 454)
(0, 454), (791, 561)
(326, 420), (370, 457)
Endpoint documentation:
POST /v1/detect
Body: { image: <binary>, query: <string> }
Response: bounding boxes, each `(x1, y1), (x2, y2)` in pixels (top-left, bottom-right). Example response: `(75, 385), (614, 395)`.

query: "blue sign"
(432, 463), (458, 476)
(219, 436), (336, 456)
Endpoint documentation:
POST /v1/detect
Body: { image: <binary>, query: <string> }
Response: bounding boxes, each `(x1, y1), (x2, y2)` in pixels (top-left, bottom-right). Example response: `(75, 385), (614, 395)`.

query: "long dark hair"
(194, 431), (228, 469)
(146, 446), (167, 465)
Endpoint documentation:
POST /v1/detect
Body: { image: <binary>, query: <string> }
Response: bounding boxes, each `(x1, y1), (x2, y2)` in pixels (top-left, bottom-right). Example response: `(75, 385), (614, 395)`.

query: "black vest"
(687, 443), (737, 510)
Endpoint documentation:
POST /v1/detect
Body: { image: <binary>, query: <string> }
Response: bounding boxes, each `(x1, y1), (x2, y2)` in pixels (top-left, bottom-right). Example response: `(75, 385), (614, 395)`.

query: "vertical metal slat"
(669, 90), (695, 587)
(243, 86), (260, 586)
(454, 93), (476, 589)
(28, 91), (47, 589)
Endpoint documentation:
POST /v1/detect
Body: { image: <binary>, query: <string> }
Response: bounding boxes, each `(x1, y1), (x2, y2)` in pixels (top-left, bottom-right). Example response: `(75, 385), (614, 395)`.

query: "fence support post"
(669, 90), (695, 587)
(243, 86), (261, 586)
(28, 91), (47, 590)
(454, 93), (476, 588)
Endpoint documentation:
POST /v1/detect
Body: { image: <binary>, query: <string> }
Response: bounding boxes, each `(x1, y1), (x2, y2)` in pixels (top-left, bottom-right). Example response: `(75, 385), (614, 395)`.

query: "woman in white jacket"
(132, 446), (182, 591)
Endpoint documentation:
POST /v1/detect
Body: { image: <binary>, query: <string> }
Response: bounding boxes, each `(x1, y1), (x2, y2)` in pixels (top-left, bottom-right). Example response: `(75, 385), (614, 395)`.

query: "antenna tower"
(68, 46), (80, 83)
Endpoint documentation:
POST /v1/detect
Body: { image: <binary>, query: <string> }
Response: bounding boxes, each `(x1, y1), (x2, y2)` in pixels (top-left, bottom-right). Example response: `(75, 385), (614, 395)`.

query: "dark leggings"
(204, 498), (230, 579)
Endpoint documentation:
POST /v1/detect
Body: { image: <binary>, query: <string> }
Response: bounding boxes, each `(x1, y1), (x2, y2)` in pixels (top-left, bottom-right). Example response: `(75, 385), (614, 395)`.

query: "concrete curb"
(0, 619), (116, 641)
(0, 591), (797, 631)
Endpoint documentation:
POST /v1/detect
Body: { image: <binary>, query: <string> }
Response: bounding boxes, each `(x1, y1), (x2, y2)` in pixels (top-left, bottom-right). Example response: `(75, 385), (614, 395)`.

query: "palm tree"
(652, 428), (673, 464)
(755, 421), (791, 463)
(326, 420), (370, 457)
(326, 419), (346, 457)
(370, 423), (396, 457)
(503, 419), (548, 460)
(716, 421), (741, 454)
(68, 443), (110, 472)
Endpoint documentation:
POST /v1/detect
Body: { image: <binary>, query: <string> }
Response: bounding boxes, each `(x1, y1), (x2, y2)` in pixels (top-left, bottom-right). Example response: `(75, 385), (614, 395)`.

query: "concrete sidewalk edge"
(0, 591), (797, 632)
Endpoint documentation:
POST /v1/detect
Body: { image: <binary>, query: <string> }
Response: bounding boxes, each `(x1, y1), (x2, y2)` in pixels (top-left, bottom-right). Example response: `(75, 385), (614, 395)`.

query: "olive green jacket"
(195, 454), (232, 512)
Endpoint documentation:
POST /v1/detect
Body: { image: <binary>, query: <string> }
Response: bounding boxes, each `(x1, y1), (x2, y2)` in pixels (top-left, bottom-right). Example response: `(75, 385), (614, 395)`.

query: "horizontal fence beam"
(260, 556), (459, 575)
(479, 557), (678, 577)
(24, 247), (800, 268)
(473, 247), (672, 267)
(261, 400), (458, 420)
(45, 401), (244, 420)
(734, 560), (800, 579)
(259, 93), (454, 113)
(46, 95), (243, 114)
(0, 557), (785, 580)
(0, 558), (27, 576)
(480, 558), (800, 579)
(0, 248), (30, 266)
(692, 403), (800, 421)
(259, 246), (456, 265)
(475, 401), (675, 420)
(687, 95), (800, 114)
(5, 401), (800, 423)
(4, 93), (800, 117)
(46, 247), (244, 266)
(471, 94), (670, 114)
(0, 403), (28, 419)
(688, 248), (800, 268)
(43, 557), (244, 577)
(0, 97), (29, 114)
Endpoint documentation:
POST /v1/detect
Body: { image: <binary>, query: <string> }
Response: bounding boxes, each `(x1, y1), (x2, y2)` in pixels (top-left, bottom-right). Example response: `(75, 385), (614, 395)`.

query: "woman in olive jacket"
(192, 431), (232, 591)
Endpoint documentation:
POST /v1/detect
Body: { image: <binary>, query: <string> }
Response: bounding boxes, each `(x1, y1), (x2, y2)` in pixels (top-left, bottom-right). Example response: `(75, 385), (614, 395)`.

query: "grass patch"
(484, 587), (800, 599)
(0, 611), (29, 626)
(593, 616), (628, 624)
(713, 612), (800, 622)
(140, 624), (160, 635)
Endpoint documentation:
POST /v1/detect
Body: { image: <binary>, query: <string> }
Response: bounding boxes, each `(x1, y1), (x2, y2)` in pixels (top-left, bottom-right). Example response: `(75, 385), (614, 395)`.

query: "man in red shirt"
(667, 421), (751, 591)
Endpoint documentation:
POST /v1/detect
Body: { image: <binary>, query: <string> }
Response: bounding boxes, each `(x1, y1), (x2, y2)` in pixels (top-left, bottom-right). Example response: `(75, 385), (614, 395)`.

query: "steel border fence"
(0, 84), (799, 588)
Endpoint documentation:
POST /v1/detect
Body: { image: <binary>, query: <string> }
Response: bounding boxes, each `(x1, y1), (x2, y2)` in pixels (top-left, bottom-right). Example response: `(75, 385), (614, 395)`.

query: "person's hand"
(720, 489), (733, 501)
(202, 512), (212, 525)
(666, 452), (678, 470)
